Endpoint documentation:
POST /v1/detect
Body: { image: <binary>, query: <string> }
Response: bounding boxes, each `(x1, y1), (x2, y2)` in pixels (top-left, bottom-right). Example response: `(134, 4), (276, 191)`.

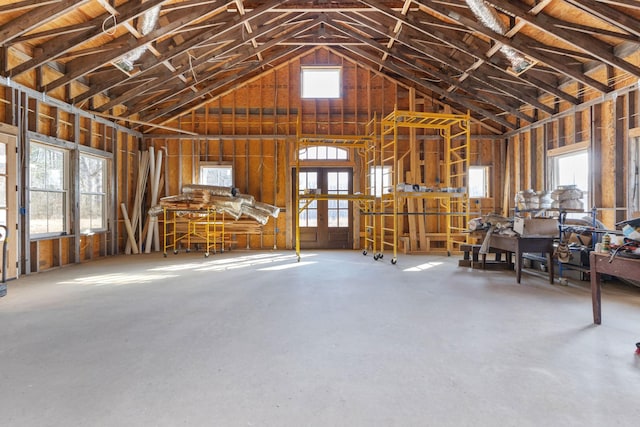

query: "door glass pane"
(328, 209), (338, 227)
(327, 171), (349, 228)
(0, 143), (6, 175)
(338, 209), (349, 227)
(299, 171), (318, 227)
(0, 176), (5, 208)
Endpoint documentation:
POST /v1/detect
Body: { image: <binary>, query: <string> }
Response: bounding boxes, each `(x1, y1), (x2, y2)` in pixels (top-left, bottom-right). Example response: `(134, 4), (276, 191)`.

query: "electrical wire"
(188, 51), (199, 84)
(102, 13), (117, 36)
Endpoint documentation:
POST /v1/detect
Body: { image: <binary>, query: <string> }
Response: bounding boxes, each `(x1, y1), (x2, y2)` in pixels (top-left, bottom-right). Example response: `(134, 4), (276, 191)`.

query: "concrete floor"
(1, 250), (639, 426)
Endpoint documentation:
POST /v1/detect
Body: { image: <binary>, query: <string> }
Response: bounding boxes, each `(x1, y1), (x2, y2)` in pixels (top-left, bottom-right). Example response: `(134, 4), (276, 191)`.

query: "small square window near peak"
(301, 66), (341, 99)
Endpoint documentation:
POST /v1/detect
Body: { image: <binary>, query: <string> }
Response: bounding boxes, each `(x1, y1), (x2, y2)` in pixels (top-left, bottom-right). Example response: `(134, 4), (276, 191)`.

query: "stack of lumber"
(159, 194), (205, 210)
(186, 188), (210, 205)
(156, 185), (279, 226)
(223, 219), (264, 235)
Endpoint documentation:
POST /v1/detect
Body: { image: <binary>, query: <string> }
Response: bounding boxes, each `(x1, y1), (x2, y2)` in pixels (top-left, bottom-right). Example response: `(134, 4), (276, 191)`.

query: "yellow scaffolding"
(378, 109), (471, 260)
(163, 207), (225, 257)
(295, 115), (378, 261)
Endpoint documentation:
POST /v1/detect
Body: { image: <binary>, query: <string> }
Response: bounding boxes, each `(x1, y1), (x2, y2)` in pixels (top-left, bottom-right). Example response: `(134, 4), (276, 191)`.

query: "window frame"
(199, 162), (234, 187)
(369, 165), (392, 197)
(301, 66), (342, 99)
(298, 146), (349, 161)
(629, 132), (640, 216)
(468, 165), (490, 198)
(29, 140), (70, 238)
(547, 142), (590, 213)
(0, 141), (7, 229)
(79, 152), (108, 234)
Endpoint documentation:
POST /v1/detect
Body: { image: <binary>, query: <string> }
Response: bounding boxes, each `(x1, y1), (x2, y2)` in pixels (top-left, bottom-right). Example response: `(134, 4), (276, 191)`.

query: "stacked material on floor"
(155, 185), (279, 225)
(551, 185), (584, 210)
(515, 189), (552, 211)
(395, 183), (466, 193)
(468, 213), (515, 236)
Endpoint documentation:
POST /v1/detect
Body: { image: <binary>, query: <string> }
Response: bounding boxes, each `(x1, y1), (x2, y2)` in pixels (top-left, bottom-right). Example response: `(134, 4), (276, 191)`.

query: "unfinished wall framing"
(0, 78), (140, 275)
(503, 83), (640, 228)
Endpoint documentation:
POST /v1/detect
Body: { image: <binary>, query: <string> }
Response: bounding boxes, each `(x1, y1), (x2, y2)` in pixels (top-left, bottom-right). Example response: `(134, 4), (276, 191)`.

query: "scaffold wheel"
(391, 258), (397, 265)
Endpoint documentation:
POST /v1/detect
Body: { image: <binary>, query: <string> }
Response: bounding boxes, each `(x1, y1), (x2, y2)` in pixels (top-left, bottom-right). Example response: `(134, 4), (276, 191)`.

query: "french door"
(297, 168), (352, 249)
(0, 125), (18, 279)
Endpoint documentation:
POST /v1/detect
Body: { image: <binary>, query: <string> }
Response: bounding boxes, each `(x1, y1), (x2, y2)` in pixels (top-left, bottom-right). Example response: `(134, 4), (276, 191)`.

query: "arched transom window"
(299, 146), (348, 161)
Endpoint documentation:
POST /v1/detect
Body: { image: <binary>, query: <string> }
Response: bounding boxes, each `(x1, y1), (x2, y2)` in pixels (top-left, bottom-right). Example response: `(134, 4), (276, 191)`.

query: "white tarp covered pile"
(515, 189), (552, 211)
(551, 185), (584, 210)
(155, 185), (279, 225)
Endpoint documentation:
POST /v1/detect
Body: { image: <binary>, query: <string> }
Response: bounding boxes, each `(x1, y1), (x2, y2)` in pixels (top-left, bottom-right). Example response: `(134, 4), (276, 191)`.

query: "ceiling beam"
(92, 5), (301, 112)
(335, 11), (556, 114)
(0, 0), (60, 14)
(340, 43), (515, 129)
(485, 0), (640, 79)
(563, 0), (640, 37)
(44, 2), (231, 92)
(326, 17), (538, 122)
(352, 2), (578, 105)
(410, 0), (612, 93)
(11, 22), (95, 44)
(125, 16), (320, 117)
(0, 0), (90, 45)
(8, 0), (168, 77)
(139, 45), (303, 125)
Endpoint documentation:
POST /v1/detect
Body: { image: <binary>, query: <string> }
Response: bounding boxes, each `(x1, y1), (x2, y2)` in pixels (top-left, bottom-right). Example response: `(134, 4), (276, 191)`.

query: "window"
(327, 171), (349, 228)
(301, 66), (341, 99)
(29, 142), (68, 236)
(298, 171), (318, 227)
(299, 146), (348, 161)
(630, 135), (640, 216)
(469, 166), (489, 198)
(549, 146), (589, 214)
(79, 154), (107, 233)
(200, 163), (233, 187)
(0, 142), (6, 228)
(369, 165), (392, 197)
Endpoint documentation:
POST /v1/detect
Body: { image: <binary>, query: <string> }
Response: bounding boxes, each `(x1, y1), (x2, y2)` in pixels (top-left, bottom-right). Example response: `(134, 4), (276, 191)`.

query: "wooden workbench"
(589, 252), (640, 324)
(488, 234), (555, 284)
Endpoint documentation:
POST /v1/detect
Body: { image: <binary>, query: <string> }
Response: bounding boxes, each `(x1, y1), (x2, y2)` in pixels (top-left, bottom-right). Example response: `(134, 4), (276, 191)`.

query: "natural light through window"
(549, 147), (589, 215)
(469, 166), (489, 198)
(370, 165), (391, 197)
(200, 163), (233, 187)
(299, 146), (348, 161)
(404, 261), (443, 272)
(301, 67), (341, 99)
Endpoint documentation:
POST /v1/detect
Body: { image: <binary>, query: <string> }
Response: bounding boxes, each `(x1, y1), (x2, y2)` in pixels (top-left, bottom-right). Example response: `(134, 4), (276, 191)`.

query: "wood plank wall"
(3, 45), (640, 272)
(152, 48), (496, 250)
(0, 79), (140, 274)
(503, 80), (640, 228)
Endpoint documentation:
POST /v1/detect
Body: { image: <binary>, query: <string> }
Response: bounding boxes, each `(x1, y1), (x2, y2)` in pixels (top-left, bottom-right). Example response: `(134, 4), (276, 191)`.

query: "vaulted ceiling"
(1, 0), (639, 133)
